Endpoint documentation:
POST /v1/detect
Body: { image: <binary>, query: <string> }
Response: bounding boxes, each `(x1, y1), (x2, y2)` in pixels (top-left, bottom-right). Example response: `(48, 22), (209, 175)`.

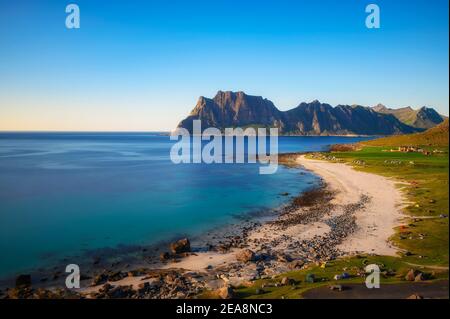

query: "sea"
(0, 132), (373, 278)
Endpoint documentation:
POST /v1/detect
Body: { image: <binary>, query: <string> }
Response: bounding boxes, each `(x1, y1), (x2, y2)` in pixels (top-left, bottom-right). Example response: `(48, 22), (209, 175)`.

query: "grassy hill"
(362, 119), (449, 147)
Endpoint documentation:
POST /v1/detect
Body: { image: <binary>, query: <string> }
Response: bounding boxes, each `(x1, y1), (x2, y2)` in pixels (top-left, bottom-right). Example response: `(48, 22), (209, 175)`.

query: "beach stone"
(414, 273), (424, 282)
(236, 249), (255, 263)
(405, 269), (416, 281)
(92, 273), (108, 286)
(288, 260), (304, 270)
(169, 238), (191, 254)
(159, 252), (170, 261)
(15, 274), (31, 288)
(329, 285), (343, 292)
(217, 286), (234, 299)
(276, 253), (292, 263)
(281, 277), (294, 286)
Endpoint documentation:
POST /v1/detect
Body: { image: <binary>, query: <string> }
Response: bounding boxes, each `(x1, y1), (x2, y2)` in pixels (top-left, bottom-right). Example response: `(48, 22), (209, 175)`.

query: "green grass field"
(321, 146), (449, 267)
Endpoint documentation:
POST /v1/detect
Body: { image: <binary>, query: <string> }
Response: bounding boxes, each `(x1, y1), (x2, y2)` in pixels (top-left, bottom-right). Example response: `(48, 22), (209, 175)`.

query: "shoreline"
(1, 153), (406, 299)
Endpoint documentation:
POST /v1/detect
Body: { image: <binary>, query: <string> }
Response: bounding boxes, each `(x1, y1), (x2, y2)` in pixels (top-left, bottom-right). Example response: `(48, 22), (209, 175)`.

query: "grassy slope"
(230, 121), (449, 299)
(363, 119), (449, 147)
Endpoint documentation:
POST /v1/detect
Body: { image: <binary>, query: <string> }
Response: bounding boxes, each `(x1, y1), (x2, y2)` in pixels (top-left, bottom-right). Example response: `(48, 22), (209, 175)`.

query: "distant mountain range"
(372, 104), (445, 129)
(177, 91), (446, 136)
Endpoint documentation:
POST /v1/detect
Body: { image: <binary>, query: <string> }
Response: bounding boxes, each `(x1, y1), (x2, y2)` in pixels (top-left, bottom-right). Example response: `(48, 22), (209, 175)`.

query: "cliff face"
(177, 91), (427, 135)
(177, 91), (284, 132)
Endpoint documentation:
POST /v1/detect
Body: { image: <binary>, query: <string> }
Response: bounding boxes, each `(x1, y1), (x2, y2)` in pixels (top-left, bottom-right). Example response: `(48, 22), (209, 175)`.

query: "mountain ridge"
(371, 104), (445, 129)
(177, 91), (442, 136)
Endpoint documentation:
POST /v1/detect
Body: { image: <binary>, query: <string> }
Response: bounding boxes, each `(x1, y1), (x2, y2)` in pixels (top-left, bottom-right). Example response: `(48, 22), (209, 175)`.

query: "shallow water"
(0, 133), (372, 277)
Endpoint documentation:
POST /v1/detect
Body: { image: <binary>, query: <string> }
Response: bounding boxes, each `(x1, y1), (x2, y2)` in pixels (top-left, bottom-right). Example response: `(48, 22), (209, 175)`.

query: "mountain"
(177, 91), (283, 132)
(372, 104), (445, 129)
(177, 91), (420, 136)
(362, 119), (449, 147)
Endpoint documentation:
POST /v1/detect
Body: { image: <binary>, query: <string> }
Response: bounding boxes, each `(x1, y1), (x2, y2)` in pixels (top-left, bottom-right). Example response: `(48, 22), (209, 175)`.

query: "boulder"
(235, 249), (255, 263)
(217, 286), (234, 299)
(329, 285), (343, 292)
(15, 274), (32, 288)
(288, 260), (304, 270)
(92, 273), (108, 286)
(405, 269), (416, 281)
(169, 238), (191, 254)
(414, 273), (424, 282)
(159, 252), (170, 261)
(281, 277), (294, 286)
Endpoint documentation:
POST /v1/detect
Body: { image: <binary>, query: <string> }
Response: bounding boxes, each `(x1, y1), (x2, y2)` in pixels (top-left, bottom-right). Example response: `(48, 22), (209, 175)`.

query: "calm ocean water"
(0, 133), (372, 277)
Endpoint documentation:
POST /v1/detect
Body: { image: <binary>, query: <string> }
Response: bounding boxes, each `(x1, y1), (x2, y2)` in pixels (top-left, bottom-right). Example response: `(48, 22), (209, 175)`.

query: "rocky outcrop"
(235, 249), (256, 263)
(169, 238), (191, 254)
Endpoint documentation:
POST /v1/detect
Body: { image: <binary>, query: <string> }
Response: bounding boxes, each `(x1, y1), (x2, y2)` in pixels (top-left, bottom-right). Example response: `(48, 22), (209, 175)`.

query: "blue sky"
(0, 0), (448, 131)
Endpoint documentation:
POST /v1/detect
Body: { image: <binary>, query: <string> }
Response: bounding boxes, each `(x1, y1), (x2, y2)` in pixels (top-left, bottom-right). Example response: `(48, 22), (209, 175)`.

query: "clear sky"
(0, 0), (448, 131)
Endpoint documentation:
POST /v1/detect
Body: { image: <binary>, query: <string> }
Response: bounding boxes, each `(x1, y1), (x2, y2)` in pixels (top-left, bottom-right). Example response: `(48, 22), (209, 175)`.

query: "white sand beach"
(297, 155), (405, 256)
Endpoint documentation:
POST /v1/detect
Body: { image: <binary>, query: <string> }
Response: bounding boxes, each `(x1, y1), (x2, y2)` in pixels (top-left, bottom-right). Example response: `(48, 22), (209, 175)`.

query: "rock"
(235, 249), (255, 263)
(414, 273), (424, 282)
(276, 253), (292, 263)
(15, 274), (31, 288)
(281, 277), (294, 285)
(305, 273), (315, 283)
(159, 252), (170, 261)
(329, 285), (343, 291)
(92, 273), (108, 286)
(169, 238), (191, 254)
(108, 271), (127, 282)
(288, 260), (304, 270)
(406, 293), (423, 299)
(217, 286), (234, 299)
(405, 269), (416, 281)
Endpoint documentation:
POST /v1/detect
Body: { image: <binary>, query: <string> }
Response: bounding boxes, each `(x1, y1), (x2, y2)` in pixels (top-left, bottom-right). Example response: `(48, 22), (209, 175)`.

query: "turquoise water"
(0, 133), (372, 277)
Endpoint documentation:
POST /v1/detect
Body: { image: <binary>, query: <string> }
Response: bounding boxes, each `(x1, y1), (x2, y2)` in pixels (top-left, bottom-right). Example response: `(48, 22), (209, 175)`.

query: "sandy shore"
(297, 155), (405, 256)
